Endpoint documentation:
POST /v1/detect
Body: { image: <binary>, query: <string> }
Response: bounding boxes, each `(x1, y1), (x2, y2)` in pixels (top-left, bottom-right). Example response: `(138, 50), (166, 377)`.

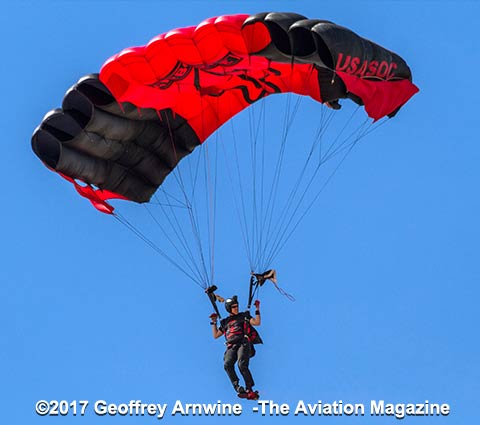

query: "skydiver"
(210, 296), (262, 400)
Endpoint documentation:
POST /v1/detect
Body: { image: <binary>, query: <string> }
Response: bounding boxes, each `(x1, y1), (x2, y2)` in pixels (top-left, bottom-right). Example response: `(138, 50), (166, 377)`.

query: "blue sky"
(1, 1), (479, 424)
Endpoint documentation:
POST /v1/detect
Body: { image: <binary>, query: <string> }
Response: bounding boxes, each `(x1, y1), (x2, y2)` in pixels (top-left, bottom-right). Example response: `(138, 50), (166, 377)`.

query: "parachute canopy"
(32, 12), (418, 211)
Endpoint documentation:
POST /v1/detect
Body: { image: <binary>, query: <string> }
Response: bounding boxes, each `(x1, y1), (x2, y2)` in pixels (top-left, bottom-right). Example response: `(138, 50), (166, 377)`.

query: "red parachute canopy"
(32, 12), (419, 213)
(101, 13), (418, 139)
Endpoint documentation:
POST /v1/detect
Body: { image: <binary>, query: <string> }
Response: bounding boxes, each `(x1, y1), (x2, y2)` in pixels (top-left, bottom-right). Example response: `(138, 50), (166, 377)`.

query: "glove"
(209, 313), (218, 322)
(254, 300), (260, 308)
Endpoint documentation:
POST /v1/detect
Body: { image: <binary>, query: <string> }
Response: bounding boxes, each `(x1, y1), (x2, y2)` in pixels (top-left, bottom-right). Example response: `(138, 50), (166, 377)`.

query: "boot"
(234, 383), (248, 398)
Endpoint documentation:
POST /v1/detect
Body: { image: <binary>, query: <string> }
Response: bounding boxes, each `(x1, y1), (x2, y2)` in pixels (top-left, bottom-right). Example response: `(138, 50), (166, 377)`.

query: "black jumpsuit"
(219, 312), (255, 391)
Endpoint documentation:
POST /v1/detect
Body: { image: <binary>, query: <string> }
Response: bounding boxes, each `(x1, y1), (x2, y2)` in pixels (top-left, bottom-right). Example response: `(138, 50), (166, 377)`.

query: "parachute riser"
(205, 285), (222, 318)
(247, 275), (256, 310)
(247, 273), (265, 309)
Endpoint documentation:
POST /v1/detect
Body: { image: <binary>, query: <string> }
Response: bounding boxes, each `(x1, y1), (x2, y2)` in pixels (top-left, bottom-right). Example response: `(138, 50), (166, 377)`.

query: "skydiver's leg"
(224, 346), (241, 391)
(237, 342), (255, 390)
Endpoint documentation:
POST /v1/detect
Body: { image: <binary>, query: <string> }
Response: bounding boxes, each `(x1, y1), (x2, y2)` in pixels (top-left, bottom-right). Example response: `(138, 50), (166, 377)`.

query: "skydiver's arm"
(250, 301), (261, 326)
(212, 324), (223, 339)
(211, 317), (224, 339)
(250, 300), (262, 326)
(250, 313), (261, 326)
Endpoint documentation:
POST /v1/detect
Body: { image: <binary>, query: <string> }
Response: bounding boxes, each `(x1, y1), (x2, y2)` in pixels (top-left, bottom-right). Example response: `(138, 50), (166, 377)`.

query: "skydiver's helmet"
(225, 296), (239, 313)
